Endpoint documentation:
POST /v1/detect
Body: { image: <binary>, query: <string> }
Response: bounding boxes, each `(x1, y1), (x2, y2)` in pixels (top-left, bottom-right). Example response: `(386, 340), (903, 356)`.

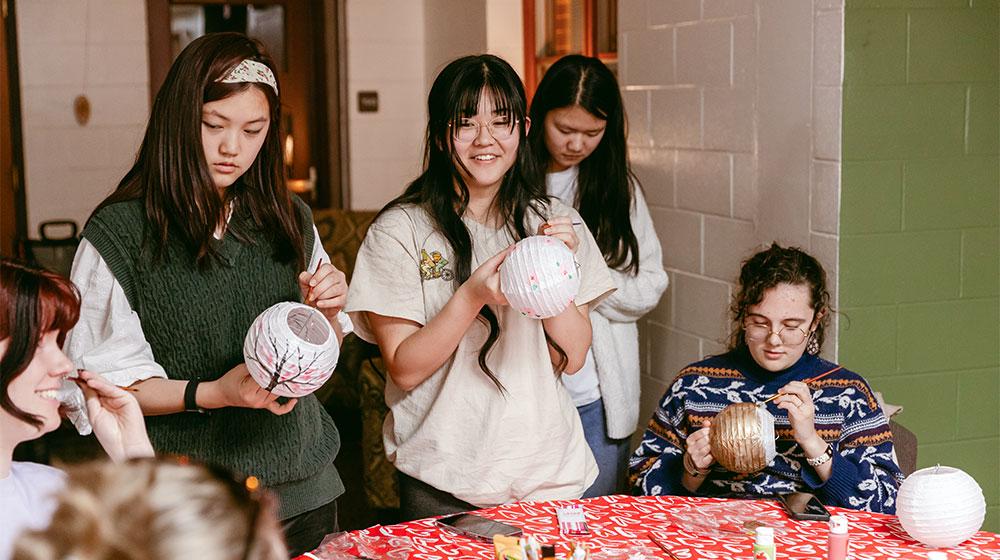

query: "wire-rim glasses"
(450, 116), (519, 143)
(743, 321), (810, 345)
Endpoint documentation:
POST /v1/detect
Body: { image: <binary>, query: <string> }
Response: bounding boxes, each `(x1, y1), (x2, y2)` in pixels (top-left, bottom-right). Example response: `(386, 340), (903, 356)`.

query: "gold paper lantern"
(709, 402), (777, 474)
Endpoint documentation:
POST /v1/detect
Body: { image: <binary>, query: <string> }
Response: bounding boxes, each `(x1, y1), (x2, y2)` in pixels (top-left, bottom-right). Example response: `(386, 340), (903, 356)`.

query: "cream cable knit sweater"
(591, 186), (668, 438)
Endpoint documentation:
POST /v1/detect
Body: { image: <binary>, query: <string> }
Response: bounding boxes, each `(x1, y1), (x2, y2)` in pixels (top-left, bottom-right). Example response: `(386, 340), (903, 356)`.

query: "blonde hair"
(13, 458), (287, 560)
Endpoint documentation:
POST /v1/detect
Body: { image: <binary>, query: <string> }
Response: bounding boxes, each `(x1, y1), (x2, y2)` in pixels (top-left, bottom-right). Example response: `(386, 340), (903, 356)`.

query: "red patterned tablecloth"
(303, 495), (1000, 559)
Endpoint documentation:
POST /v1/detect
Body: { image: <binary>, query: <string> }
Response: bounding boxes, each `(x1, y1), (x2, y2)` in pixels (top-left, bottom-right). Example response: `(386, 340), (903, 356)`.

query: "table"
(302, 495), (1000, 559)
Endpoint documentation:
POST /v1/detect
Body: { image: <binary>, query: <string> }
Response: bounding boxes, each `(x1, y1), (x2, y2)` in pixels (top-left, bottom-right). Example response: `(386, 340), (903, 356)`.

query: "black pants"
(282, 499), (339, 557)
(399, 472), (476, 522)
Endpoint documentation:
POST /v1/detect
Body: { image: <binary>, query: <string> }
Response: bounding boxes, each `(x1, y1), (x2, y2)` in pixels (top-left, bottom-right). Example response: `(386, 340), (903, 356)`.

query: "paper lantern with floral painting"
(709, 402), (777, 474)
(499, 235), (580, 319)
(243, 302), (340, 398)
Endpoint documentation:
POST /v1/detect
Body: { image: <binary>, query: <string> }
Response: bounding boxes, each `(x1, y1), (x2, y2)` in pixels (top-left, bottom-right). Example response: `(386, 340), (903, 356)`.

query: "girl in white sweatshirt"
(527, 54), (669, 497)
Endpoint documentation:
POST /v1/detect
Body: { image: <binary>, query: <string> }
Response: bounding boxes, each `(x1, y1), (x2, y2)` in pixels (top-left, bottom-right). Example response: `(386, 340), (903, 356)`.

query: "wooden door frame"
(521, 0), (614, 99)
(1, 0), (27, 257)
(145, 0), (343, 209)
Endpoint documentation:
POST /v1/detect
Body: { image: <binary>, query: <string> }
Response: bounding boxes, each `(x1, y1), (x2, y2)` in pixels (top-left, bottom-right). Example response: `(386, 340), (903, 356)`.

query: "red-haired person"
(0, 259), (153, 557)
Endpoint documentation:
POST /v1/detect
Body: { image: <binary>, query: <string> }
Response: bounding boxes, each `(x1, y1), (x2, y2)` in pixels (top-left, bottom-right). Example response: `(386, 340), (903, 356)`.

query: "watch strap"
(184, 380), (206, 413)
(806, 443), (834, 467)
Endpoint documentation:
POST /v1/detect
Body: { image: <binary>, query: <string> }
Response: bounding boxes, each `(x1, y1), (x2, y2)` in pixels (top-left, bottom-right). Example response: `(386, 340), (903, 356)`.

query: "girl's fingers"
(268, 398), (297, 415)
(315, 294), (347, 310)
(484, 245), (514, 269)
(311, 277), (348, 304)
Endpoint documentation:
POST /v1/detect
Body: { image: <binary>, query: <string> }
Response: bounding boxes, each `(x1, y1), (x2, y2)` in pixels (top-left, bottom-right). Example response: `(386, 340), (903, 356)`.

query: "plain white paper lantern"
(243, 302), (340, 398)
(500, 235), (581, 319)
(896, 465), (986, 548)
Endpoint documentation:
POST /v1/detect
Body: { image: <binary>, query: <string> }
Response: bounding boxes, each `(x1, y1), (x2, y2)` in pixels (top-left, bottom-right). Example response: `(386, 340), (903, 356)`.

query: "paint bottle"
(752, 526), (776, 560)
(827, 515), (849, 560)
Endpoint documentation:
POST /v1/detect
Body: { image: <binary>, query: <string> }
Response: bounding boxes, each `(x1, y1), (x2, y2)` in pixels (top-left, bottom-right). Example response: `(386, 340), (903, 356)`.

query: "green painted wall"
(840, 0), (999, 532)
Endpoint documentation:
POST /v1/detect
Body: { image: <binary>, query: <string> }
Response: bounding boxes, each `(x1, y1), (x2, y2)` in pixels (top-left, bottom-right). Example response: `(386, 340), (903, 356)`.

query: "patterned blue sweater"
(628, 350), (904, 513)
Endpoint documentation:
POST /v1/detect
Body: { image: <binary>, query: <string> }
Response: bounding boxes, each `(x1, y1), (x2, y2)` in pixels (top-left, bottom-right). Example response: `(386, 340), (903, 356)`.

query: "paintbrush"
(759, 365), (843, 405)
(646, 533), (681, 560)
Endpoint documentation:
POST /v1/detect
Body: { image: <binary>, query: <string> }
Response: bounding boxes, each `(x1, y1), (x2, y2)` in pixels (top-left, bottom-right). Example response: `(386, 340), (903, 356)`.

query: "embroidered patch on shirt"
(419, 249), (454, 281)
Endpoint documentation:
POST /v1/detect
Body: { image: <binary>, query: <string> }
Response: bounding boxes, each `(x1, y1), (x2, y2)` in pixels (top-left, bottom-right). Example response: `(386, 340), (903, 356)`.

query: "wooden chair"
(312, 209), (399, 511)
(889, 420), (918, 477)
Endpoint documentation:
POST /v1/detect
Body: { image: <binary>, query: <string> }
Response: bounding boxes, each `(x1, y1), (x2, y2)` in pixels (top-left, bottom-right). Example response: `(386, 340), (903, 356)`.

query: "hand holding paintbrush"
(759, 366), (842, 405)
(298, 256), (348, 340)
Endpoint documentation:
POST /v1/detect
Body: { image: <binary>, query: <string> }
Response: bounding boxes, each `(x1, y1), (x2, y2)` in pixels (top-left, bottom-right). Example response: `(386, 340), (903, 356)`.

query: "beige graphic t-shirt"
(346, 199), (616, 507)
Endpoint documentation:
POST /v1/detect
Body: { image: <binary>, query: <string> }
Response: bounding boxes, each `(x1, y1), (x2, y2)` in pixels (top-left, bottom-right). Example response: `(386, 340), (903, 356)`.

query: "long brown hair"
(382, 55), (565, 389)
(527, 54), (640, 274)
(93, 32), (304, 268)
(727, 244), (832, 352)
(0, 259), (80, 429)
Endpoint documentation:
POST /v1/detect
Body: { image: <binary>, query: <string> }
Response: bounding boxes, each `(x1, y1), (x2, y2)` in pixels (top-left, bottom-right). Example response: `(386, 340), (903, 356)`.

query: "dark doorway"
(1, 0), (27, 257)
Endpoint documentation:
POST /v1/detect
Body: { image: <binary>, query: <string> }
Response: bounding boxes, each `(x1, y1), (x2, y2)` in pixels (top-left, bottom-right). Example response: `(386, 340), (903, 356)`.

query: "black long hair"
(92, 32), (304, 269)
(380, 54), (559, 390)
(727, 244), (833, 352)
(527, 54), (640, 274)
(0, 259), (80, 429)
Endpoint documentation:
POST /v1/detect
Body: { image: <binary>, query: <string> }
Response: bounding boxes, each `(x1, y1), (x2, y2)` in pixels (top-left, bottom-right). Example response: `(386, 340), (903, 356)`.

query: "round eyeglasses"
(743, 322), (810, 345)
(450, 117), (518, 143)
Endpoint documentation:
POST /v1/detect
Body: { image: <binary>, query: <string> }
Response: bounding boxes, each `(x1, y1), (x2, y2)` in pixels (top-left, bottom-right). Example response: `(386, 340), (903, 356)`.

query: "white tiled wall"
(346, 0), (428, 211)
(16, 0), (148, 235)
(486, 0), (524, 81)
(621, 0), (844, 432)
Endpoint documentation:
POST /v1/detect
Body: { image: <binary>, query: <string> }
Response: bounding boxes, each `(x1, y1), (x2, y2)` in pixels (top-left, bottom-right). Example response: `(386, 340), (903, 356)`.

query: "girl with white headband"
(65, 32), (351, 555)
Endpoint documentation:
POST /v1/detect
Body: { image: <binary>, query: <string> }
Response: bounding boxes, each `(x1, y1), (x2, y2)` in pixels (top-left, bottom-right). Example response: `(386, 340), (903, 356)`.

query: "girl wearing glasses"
(1, 259), (154, 558)
(346, 54), (615, 520)
(527, 55), (668, 497)
(629, 244), (903, 512)
(64, 33), (350, 554)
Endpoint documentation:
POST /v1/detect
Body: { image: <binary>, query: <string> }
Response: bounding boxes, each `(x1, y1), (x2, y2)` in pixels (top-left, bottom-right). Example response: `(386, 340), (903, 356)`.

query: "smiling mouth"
(472, 154), (497, 161)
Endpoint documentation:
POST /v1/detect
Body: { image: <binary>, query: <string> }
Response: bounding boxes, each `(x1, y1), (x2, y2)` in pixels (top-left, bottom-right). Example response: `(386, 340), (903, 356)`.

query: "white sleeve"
(64, 239), (168, 387)
(594, 188), (669, 323)
(307, 223), (354, 336)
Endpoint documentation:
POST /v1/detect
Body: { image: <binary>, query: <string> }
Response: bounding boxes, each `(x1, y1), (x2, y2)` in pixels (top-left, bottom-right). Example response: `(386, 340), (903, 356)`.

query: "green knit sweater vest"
(83, 197), (343, 519)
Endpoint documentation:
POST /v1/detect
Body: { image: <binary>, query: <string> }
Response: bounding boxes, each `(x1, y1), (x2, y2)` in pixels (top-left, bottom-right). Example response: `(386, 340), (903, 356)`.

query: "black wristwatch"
(184, 380), (208, 414)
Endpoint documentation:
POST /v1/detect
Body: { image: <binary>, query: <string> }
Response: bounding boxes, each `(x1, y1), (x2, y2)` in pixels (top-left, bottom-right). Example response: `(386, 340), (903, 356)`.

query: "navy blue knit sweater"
(629, 349), (904, 513)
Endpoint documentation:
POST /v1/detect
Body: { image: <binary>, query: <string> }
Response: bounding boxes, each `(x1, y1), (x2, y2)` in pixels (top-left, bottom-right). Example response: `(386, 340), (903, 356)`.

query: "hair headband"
(219, 59), (278, 95)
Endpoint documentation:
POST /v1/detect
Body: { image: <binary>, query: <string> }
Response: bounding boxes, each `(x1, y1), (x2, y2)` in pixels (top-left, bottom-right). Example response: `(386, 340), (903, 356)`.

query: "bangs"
(449, 78), (524, 124)
(35, 271), (80, 345)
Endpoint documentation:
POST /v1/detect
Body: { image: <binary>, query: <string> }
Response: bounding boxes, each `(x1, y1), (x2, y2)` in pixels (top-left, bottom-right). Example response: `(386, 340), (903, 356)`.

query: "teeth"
(36, 390), (59, 400)
(473, 155), (496, 161)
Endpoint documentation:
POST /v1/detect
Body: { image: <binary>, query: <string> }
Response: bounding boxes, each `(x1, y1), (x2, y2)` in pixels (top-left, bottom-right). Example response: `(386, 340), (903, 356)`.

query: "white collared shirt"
(65, 223), (352, 387)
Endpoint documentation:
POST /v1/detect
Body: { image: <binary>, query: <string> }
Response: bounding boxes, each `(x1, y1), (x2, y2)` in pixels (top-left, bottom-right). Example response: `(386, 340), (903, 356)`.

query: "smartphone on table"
(778, 491), (832, 521)
(435, 512), (523, 543)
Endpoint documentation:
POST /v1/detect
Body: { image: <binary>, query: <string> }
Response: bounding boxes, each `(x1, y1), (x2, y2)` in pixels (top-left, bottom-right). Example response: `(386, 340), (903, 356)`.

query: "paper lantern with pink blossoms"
(709, 402), (777, 474)
(243, 302), (340, 398)
(896, 465), (986, 548)
(500, 235), (581, 319)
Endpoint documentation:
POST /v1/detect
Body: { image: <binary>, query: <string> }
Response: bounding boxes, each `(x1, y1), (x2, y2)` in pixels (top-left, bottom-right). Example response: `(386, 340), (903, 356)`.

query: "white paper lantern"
(709, 402), (777, 474)
(896, 465), (986, 548)
(243, 302), (340, 398)
(499, 235), (581, 319)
